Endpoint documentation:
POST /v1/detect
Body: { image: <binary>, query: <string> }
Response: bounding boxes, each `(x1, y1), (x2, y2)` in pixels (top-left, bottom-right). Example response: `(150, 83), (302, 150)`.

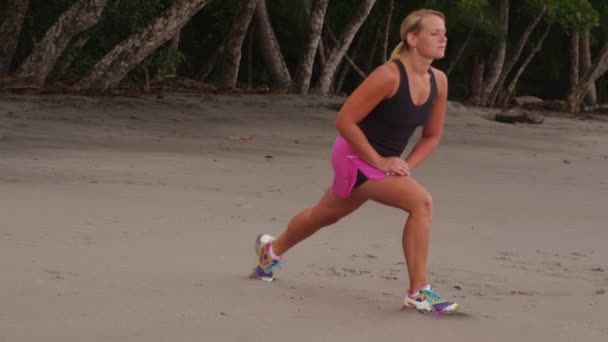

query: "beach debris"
(264, 155), (273, 159)
(454, 285), (462, 290)
(510, 290), (534, 296)
(563, 159), (571, 164)
(226, 135), (254, 140)
(220, 312), (228, 316)
(513, 96), (543, 106)
(591, 267), (604, 272)
(597, 289), (605, 295)
(494, 108), (544, 124)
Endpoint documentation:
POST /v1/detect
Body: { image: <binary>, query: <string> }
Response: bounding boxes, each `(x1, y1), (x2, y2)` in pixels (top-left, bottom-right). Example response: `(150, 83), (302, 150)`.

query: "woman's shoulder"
(430, 66), (447, 83)
(430, 66), (448, 92)
(367, 61), (400, 89)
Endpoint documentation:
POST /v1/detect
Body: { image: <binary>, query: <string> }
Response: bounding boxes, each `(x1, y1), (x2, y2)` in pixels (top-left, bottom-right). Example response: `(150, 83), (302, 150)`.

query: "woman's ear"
(405, 32), (417, 51)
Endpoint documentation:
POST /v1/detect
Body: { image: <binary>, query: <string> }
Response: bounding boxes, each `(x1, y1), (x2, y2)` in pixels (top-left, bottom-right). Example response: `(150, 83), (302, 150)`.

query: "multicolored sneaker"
(403, 284), (460, 315)
(250, 234), (283, 282)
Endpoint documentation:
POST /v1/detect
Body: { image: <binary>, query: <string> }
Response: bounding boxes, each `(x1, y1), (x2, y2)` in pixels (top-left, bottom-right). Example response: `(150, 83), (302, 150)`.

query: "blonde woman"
(252, 9), (459, 315)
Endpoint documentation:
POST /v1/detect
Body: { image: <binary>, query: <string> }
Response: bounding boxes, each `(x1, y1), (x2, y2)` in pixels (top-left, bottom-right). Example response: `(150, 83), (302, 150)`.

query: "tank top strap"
(394, 59), (408, 92)
(428, 68), (438, 104)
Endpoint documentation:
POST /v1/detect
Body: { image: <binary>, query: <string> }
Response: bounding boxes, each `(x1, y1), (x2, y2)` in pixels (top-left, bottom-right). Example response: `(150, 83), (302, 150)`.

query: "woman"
(251, 9), (459, 315)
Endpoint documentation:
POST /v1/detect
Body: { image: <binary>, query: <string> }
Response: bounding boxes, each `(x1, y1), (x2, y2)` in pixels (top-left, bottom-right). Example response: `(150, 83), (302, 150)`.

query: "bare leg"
(272, 188), (367, 256)
(358, 176), (432, 292)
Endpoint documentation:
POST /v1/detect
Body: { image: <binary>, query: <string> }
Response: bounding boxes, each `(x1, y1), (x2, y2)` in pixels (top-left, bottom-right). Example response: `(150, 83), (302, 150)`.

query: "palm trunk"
(198, 42), (224, 82)
(469, 58), (485, 105)
(253, 0), (292, 91)
(216, 0), (258, 90)
(334, 61), (349, 95)
(364, 25), (380, 72)
(502, 22), (551, 107)
(313, 0), (377, 95)
(569, 32), (580, 96)
(168, 31), (181, 76)
(317, 37), (328, 67)
(14, 0), (106, 86)
(246, 25), (253, 89)
(74, 0), (210, 91)
(580, 30), (598, 107)
(487, 5), (546, 107)
(0, 0), (30, 74)
(566, 40), (608, 113)
(480, 0), (509, 106)
(292, 0), (329, 94)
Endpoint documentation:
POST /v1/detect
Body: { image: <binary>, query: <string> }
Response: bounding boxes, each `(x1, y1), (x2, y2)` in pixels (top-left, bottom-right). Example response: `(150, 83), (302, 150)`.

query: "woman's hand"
(376, 157), (410, 176)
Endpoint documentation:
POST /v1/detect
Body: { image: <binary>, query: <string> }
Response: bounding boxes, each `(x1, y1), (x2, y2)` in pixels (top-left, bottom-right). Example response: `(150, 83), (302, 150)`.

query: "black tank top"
(358, 60), (437, 157)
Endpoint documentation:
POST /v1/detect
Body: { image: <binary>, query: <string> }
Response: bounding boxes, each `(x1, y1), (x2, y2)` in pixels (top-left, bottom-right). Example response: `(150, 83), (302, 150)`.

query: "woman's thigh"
(312, 187), (369, 221)
(354, 176), (432, 213)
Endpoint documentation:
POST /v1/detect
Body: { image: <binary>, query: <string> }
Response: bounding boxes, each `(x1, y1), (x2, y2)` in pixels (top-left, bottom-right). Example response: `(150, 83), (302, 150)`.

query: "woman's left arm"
(404, 68), (448, 170)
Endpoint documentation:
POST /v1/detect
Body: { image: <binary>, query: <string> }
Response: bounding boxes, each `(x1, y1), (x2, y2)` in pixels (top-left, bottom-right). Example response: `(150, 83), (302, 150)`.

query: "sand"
(1, 93), (607, 341)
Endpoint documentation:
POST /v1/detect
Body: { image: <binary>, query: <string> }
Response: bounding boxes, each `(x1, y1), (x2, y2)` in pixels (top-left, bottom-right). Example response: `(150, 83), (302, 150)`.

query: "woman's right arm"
(334, 64), (408, 175)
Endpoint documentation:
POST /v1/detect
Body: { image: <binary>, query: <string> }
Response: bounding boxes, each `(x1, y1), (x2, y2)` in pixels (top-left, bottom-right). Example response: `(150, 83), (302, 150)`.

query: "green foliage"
(546, 0), (599, 32)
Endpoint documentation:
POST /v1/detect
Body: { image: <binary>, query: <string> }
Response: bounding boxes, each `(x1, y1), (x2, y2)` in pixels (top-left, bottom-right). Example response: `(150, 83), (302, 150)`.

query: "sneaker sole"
(402, 303), (461, 315)
(250, 268), (274, 282)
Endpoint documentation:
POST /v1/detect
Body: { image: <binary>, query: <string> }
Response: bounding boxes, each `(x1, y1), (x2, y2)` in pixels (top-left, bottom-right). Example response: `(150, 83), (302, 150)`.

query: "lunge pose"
(252, 9), (459, 315)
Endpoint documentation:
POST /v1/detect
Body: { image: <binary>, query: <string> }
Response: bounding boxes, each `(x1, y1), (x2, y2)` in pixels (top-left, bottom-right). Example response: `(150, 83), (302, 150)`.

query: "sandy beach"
(1, 93), (607, 341)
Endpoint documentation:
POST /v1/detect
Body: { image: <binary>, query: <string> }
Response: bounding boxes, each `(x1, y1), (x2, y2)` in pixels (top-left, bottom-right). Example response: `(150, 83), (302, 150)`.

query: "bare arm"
(334, 63), (398, 168)
(404, 68), (448, 170)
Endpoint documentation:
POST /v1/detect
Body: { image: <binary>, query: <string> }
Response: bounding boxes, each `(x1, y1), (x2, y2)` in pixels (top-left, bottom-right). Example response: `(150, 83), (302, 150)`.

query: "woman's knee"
(404, 191), (433, 217)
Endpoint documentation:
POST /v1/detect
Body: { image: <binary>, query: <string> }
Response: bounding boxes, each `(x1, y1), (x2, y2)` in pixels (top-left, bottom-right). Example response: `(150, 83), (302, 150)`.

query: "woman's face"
(409, 15), (447, 59)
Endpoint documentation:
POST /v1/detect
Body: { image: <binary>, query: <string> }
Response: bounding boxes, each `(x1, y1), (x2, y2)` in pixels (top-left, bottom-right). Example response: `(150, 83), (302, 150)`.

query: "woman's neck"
(400, 53), (433, 76)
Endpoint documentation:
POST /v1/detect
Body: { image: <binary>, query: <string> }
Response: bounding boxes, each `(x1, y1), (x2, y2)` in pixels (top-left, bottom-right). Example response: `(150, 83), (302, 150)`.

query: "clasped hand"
(377, 157), (410, 176)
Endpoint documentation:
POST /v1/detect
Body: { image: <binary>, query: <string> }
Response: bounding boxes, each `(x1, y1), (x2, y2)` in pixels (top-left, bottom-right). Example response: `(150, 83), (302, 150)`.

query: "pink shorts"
(331, 135), (387, 198)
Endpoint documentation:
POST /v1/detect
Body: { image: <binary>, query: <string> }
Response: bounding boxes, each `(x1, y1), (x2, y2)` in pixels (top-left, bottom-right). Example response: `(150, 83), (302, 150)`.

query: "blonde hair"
(389, 9), (445, 61)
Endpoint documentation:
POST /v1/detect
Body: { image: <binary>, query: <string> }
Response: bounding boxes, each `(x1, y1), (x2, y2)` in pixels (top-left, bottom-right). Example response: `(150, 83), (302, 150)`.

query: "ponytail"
(389, 41), (405, 61)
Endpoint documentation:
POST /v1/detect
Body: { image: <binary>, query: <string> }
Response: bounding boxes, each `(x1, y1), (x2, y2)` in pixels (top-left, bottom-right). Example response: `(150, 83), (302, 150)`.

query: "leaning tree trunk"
(335, 27), (368, 94)
(0, 0), (30, 74)
(566, 40), (608, 113)
(479, 0), (509, 106)
(446, 28), (473, 76)
(313, 0), (377, 95)
(487, 4), (546, 107)
(569, 32), (580, 97)
(253, 0), (292, 90)
(379, 0), (394, 63)
(13, 0), (106, 86)
(580, 30), (598, 107)
(292, 0), (329, 94)
(56, 33), (90, 78)
(502, 22), (551, 107)
(216, 0), (258, 90)
(74, 0), (210, 91)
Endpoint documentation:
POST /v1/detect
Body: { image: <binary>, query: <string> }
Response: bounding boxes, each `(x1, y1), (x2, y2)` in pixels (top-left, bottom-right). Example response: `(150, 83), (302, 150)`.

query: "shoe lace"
(262, 259), (283, 273)
(422, 288), (445, 305)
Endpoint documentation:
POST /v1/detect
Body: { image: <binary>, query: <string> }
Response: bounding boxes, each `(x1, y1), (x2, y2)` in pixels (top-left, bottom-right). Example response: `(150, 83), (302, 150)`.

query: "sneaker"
(403, 284), (460, 315)
(250, 234), (282, 282)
